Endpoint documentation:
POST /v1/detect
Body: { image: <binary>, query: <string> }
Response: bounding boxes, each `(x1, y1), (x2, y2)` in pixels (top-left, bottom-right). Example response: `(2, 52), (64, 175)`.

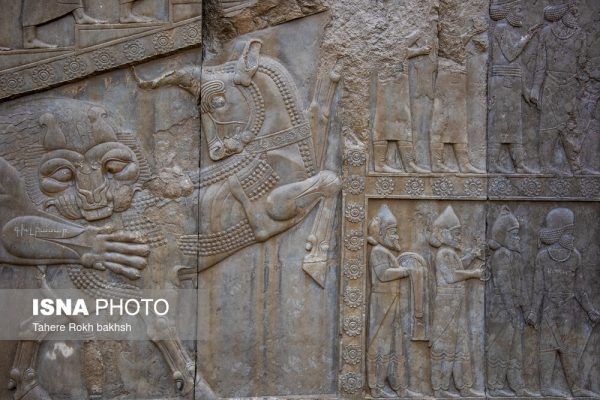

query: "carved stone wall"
(0, 0), (598, 399)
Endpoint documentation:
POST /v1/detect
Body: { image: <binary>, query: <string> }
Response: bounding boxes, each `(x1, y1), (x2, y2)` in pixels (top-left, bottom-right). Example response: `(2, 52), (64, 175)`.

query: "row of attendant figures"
(371, 0), (600, 176)
(367, 204), (599, 398)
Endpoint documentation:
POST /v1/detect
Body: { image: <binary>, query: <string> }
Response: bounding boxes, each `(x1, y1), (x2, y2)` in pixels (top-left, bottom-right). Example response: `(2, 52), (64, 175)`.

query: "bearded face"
(505, 227), (521, 252)
(382, 226), (402, 252)
(507, 4), (524, 27)
(559, 226), (575, 250)
(442, 226), (462, 249)
(563, 7), (580, 28)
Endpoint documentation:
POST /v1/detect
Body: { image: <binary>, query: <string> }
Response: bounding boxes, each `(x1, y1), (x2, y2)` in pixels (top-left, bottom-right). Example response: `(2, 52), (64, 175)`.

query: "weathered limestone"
(0, 0), (598, 398)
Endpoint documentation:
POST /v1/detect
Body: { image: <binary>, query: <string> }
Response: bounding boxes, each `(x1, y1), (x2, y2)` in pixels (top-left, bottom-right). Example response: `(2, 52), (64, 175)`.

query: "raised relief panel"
(131, 10), (343, 397)
(0, 82), (200, 398)
(488, 0), (600, 199)
(366, 204), (429, 398)
(486, 203), (600, 398)
(0, 0), (202, 100)
(363, 201), (487, 398)
(0, 0), (599, 398)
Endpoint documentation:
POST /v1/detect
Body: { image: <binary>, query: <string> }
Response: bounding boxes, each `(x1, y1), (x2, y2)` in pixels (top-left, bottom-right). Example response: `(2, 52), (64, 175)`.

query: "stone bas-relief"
(366, 205), (428, 398)
(486, 204), (600, 399)
(364, 201), (487, 398)
(361, 201), (599, 398)
(1, 0), (600, 398)
(0, 98), (208, 399)
(489, 0), (600, 176)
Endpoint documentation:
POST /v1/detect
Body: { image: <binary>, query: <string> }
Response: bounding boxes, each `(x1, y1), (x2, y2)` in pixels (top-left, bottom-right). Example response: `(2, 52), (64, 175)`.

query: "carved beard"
(383, 235), (402, 252)
(507, 11), (523, 27)
(559, 234), (575, 250)
(562, 12), (579, 29)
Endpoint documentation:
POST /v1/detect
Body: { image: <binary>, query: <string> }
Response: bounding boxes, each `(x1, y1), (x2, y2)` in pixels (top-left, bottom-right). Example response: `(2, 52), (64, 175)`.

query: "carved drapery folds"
(0, 0), (599, 398)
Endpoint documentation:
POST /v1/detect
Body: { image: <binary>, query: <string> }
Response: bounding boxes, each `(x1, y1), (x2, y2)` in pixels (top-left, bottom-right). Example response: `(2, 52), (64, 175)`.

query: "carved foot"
(515, 388), (540, 397)
(540, 388), (567, 397)
(515, 165), (538, 174)
(431, 163), (458, 173)
(458, 162), (485, 174)
(488, 388), (515, 397)
(406, 161), (430, 173)
(577, 167), (600, 175)
(371, 387), (396, 398)
(374, 164), (404, 173)
(572, 387), (600, 398)
(0, 46), (10, 51)
(23, 39), (57, 49)
(120, 13), (156, 23)
(73, 9), (108, 25)
(433, 389), (460, 398)
(459, 387), (484, 397)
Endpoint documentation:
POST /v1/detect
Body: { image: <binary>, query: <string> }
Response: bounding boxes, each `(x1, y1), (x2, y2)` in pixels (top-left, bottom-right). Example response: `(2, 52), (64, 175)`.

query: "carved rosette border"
(339, 137), (368, 397)
(0, 19), (202, 100)
(357, 174), (600, 201)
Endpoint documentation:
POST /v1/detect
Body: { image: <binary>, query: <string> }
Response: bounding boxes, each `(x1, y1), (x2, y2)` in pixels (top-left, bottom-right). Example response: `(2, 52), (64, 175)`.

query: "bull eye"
(105, 159), (128, 174)
(211, 95), (226, 109)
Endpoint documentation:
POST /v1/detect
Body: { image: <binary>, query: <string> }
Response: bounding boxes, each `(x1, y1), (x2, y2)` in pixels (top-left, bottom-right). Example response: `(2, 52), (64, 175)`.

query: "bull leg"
(9, 267), (60, 400)
(144, 314), (216, 399)
(228, 170), (340, 242)
(9, 341), (52, 400)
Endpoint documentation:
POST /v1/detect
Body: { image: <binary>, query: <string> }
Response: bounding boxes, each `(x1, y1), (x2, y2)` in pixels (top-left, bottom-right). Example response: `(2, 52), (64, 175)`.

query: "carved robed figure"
(429, 206), (483, 398)
(526, 208), (600, 397)
(366, 205), (428, 398)
(486, 206), (537, 397)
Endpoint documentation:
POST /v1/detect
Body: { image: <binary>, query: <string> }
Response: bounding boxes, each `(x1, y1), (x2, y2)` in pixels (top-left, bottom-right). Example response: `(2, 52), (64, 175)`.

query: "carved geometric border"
(0, 17), (201, 100)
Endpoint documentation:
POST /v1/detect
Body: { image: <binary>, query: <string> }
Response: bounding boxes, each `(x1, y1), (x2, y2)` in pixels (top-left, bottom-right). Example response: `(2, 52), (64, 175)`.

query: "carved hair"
(490, 0), (518, 21)
(490, 6), (511, 21)
(490, 206), (519, 250)
(538, 208), (575, 247)
(544, 2), (573, 22)
(367, 204), (397, 245)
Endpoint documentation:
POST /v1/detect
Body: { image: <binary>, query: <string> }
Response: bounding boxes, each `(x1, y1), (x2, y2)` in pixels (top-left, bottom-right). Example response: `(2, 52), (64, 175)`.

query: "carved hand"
(529, 88), (541, 110)
(589, 310), (600, 323)
(467, 247), (483, 260)
(525, 311), (537, 328)
(472, 268), (484, 279)
(80, 227), (150, 280)
(528, 23), (543, 34)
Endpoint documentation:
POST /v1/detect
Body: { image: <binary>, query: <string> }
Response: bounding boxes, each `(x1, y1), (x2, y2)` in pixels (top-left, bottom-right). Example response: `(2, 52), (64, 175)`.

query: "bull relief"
(0, 0), (599, 399)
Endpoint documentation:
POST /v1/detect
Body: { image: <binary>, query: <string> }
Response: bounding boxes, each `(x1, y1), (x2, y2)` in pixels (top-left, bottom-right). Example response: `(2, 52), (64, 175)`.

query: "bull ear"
(40, 113), (67, 150)
(234, 39), (262, 87)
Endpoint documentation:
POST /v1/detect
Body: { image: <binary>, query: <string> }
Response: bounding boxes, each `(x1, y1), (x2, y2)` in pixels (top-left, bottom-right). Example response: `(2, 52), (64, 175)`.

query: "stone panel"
(0, 0), (599, 398)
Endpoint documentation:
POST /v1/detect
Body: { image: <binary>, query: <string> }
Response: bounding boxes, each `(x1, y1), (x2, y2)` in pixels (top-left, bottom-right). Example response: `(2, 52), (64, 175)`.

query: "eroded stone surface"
(0, 0), (599, 399)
